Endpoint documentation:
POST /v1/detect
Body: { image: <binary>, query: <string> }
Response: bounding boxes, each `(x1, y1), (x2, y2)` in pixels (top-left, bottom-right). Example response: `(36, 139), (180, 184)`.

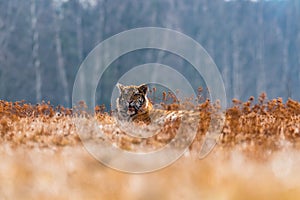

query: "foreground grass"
(0, 96), (300, 199)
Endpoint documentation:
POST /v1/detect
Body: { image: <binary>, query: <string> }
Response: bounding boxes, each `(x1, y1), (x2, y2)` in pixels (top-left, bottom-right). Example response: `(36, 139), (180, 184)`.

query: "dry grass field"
(1, 95), (300, 200)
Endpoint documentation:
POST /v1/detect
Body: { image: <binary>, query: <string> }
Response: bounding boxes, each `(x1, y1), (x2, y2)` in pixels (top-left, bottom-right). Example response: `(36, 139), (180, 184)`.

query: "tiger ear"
(116, 83), (125, 93)
(138, 84), (148, 94)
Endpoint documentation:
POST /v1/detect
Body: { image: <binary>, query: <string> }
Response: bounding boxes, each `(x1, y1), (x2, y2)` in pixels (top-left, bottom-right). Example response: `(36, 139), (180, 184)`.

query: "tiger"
(116, 83), (153, 123)
(115, 83), (201, 125)
(114, 83), (222, 156)
(115, 83), (192, 139)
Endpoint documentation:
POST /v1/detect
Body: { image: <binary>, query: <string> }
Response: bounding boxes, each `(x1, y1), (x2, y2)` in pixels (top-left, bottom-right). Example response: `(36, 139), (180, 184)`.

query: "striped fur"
(116, 84), (200, 125)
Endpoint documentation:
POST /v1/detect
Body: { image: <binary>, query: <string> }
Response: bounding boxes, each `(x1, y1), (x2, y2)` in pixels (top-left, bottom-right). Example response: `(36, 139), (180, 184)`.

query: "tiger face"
(116, 83), (150, 121)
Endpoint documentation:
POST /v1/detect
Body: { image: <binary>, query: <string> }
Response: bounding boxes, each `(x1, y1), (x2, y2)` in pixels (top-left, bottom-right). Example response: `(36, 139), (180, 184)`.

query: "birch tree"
(151, 0), (180, 82)
(53, 2), (70, 106)
(282, 4), (292, 99)
(76, 0), (87, 104)
(256, 0), (266, 96)
(30, 0), (42, 102)
(294, 0), (300, 99)
(232, 30), (240, 100)
(0, 0), (21, 98)
(219, 1), (231, 102)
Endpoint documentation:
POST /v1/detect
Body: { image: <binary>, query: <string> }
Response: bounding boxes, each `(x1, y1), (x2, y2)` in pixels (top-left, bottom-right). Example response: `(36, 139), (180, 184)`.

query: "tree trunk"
(232, 30), (240, 100)
(76, 3), (86, 104)
(53, 3), (70, 106)
(30, 0), (42, 103)
(282, 4), (292, 99)
(152, 0), (181, 83)
(256, 1), (266, 96)
(298, 34), (300, 98)
(232, 3), (241, 100)
(0, 0), (20, 98)
(222, 38), (230, 102)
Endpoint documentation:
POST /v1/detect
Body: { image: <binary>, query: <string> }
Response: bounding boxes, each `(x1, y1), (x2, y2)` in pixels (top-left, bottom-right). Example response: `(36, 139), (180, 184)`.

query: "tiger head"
(116, 83), (151, 121)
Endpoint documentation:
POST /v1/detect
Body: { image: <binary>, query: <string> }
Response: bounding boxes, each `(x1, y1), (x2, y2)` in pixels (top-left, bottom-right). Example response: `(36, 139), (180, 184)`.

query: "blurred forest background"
(0, 0), (300, 107)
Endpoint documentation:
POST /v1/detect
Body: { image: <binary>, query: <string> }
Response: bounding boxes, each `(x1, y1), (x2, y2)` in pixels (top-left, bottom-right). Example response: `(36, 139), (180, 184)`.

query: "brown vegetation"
(1, 94), (300, 155)
(1, 96), (300, 199)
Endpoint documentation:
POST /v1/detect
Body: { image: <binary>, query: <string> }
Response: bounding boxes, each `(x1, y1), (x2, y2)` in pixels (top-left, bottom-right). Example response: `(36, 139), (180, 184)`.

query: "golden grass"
(1, 95), (300, 199)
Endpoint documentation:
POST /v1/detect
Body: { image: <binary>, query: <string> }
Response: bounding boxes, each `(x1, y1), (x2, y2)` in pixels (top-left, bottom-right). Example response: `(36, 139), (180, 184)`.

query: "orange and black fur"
(116, 83), (153, 123)
(116, 83), (201, 125)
